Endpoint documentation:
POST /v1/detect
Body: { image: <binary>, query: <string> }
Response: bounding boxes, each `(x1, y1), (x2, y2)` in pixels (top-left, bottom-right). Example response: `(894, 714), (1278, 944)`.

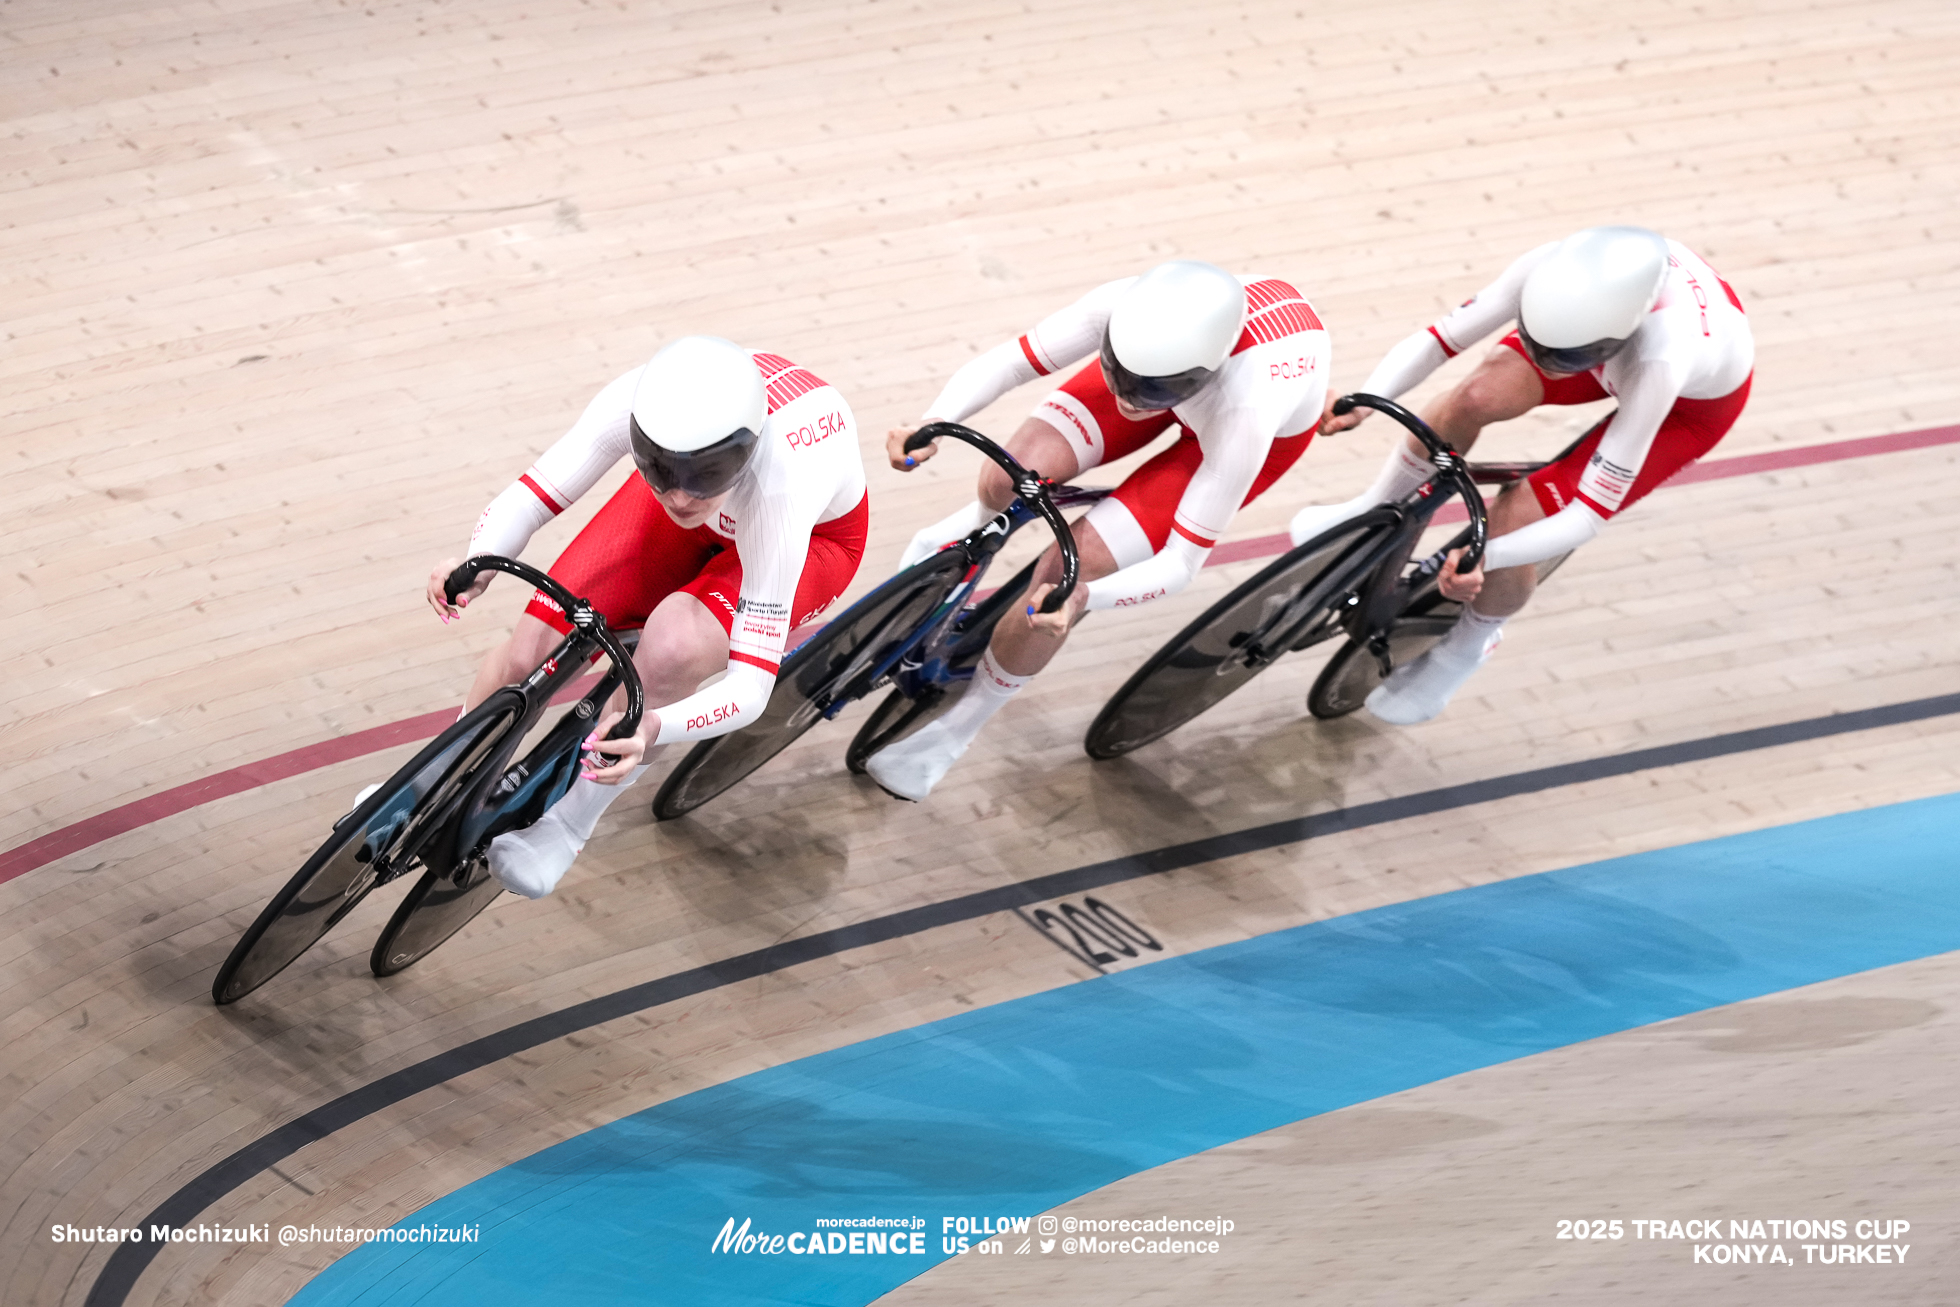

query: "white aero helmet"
(1516, 226), (1670, 375)
(628, 335), (768, 497)
(1099, 260), (1246, 410)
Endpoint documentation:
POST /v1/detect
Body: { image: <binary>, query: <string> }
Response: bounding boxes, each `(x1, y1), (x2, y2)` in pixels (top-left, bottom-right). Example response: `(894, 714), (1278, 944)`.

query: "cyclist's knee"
(637, 594), (730, 702)
(976, 461), (1016, 512)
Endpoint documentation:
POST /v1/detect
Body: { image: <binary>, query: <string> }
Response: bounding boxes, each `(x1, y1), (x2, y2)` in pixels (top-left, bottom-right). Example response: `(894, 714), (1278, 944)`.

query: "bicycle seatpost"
(443, 556), (645, 744)
(1330, 394), (1488, 573)
(904, 422), (1080, 614)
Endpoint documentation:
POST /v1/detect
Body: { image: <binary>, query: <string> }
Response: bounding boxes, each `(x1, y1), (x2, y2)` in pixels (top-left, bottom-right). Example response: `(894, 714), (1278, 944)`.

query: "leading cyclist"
(423, 336), (868, 897)
(867, 260), (1330, 800)
(1290, 226), (1753, 723)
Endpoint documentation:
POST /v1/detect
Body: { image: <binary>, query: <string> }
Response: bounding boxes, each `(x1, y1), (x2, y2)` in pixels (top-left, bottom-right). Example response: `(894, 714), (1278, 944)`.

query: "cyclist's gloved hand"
(427, 556), (491, 623)
(887, 423), (940, 471)
(1437, 546), (1485, 603)
(581, 709), (648, 784)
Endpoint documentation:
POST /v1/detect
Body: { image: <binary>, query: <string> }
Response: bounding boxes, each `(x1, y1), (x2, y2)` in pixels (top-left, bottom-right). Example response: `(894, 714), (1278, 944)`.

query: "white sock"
(900, 500), (990, 568)
(1361, 443), (1438, 506)
(553, 762), (652, 842)
(1439, 606), (1506, 662)
(938, 648), (1031, 749)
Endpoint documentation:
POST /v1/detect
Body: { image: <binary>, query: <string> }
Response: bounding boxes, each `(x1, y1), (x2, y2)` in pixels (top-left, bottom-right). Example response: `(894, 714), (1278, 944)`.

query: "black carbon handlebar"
(1331, 393), (1488, 573)
(442, 556), (645, 743)
(905, 421), (1080, 614)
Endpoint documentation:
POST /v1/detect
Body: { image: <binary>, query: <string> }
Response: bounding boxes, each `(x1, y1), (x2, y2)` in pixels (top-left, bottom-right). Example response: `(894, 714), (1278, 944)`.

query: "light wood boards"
(4, 0), (1959, 1303)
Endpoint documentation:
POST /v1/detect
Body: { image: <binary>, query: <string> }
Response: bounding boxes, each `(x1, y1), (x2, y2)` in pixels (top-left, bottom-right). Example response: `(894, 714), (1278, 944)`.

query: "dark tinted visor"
(630, 415), (758, 498)
(1098, 331), (1217, 412)
(1516, 322), (1628, 376)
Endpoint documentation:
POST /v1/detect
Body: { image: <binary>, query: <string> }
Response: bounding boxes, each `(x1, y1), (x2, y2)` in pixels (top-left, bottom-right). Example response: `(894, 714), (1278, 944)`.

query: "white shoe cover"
(487, 811), (585, 899)
(352, 782), (381, 808)
(1288, 499), (1368, 547)
(1364, 641), (1492, 726)
(864, 719), (969, 802)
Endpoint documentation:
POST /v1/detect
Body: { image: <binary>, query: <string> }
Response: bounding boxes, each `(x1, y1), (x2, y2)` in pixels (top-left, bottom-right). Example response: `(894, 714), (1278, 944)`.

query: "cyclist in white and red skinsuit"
(424, 336), (867, 897)
(1294, 226), (1754, 724)
(867, 260), (1330, 801)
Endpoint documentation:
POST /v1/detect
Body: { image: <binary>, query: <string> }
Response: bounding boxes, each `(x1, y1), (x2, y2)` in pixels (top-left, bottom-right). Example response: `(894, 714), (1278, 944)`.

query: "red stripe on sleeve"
(1574, 490), (1616, 519)
(1018, 335), (1051, 376)
(1171, 520), (1217, 549)
(520, 474), (568, 514)
(1426, 325), (1459, 359)
(728, 651), (781, 676)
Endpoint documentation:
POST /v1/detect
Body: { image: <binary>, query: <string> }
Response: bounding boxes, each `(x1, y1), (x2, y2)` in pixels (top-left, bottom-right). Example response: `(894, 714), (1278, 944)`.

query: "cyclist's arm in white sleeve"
(466, 368), (638, 558)
(1360, 244), (1555, 401)
(651, 492), (818, 746)
(1483, 500), (1604, 570)
(1083, 411), (1266, 611)
(921, 279), (1130, 422)
(1483, 356), (1680, 570)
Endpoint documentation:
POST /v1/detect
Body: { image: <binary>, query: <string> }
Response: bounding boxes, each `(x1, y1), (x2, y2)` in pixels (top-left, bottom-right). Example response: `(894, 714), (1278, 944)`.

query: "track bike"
(650, 421), (1099, 819)
(211, 559), (643, 1004)
(1085, 393), (1572, 758)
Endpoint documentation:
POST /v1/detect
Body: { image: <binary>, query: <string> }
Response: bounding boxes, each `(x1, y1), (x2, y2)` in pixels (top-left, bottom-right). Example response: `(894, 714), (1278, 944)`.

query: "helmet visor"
(1516, 323), (1628, 376)
(1099, 331), (1217, 412)
(630, 416), (758, 498)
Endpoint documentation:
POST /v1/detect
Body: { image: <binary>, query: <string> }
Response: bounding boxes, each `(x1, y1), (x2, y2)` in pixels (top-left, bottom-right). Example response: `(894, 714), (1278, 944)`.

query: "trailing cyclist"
(1291, 227), (1754, 723)
(867, 260), (1331, 800)
(425, 336), (868, 896)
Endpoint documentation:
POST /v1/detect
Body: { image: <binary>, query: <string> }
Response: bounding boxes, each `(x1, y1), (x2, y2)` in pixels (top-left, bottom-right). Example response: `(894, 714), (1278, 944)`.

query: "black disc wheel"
(1083, 514), (1395, 760)
(210, 690), (526, 1005)
(1305, 613), (1458, 719)
(651, 550), (972, 820)
(368, 854), (505, 977)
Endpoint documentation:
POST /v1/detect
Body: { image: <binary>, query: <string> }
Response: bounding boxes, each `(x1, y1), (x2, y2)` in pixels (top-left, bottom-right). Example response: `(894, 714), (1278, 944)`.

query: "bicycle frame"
(399, 556), (646, 878)
(834, 422), (1103, 712)
(864, 484), (1107, 709)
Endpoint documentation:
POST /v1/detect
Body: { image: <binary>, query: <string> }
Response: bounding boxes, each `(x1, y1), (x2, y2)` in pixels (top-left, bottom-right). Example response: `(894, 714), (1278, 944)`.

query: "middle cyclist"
(868, 261), (1330, 801)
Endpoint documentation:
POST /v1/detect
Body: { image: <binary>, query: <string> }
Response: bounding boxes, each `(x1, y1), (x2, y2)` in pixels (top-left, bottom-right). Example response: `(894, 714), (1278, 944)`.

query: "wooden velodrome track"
(6, 0), (1960, 1303)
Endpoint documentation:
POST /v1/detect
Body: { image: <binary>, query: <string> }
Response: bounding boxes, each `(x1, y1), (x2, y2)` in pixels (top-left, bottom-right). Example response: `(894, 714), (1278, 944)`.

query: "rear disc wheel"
(1083, 515), (1393, 760)
(650, 551), (972, 820)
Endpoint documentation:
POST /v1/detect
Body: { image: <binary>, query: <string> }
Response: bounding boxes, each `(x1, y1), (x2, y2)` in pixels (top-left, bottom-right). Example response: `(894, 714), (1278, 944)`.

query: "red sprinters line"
(4, 422), (1957, 886)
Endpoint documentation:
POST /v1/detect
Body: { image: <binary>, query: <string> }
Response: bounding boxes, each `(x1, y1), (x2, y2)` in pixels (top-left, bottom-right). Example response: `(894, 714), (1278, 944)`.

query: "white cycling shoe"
(1364, 635), (1497, 726)
(864, 719), (969, 802)
(1288, 499), (1370, 547)
(487, 810), (584, 900)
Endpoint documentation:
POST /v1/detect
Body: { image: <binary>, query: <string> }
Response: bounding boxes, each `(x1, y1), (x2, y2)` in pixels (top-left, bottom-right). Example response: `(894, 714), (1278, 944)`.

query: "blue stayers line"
(292, 792), (1960, 1306)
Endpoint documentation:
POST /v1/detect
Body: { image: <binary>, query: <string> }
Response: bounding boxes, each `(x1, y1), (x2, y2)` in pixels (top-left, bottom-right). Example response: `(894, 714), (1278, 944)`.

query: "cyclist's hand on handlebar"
(887, 423), (939, 471)
(1019, 582), (1075, 638)
(1317, 394), (1369, 437)
(427, 557), (489, 622)
(1437, 546), (1485, 602)
(581, 709), (648, 784)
